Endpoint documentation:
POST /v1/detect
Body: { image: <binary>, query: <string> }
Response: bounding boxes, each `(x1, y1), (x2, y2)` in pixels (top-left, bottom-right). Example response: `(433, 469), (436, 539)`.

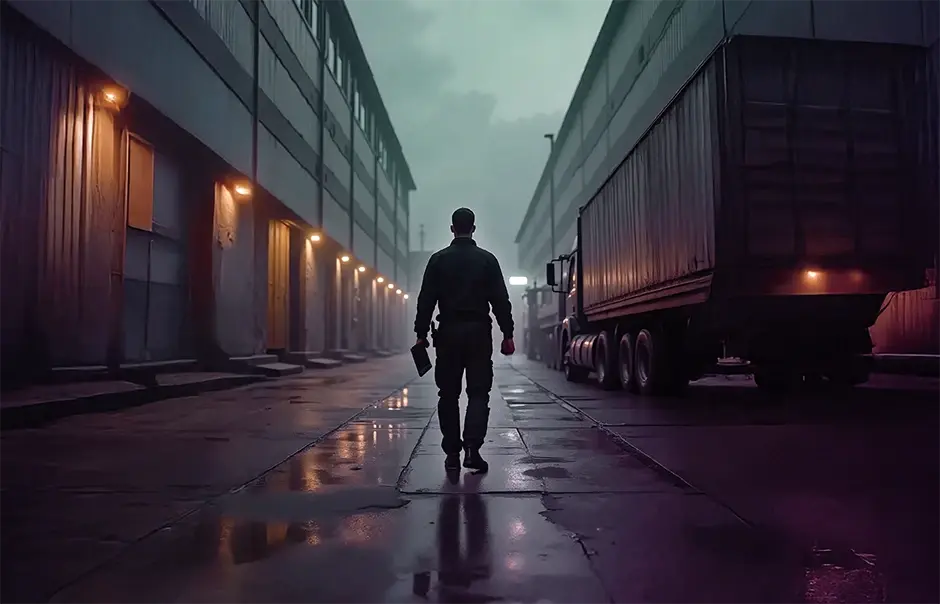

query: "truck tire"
(595, 331), (620, 390)
(635, 328), (670, 396)
(562, 335), (589, 382)
(618, 332), (638, 392)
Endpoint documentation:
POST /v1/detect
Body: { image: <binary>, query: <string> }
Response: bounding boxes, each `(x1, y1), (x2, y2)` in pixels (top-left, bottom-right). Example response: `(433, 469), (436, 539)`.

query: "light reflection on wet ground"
(12, 360), (937, 602)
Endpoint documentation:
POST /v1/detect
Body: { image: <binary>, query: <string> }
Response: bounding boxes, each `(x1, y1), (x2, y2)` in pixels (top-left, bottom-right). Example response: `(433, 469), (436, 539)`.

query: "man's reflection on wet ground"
(413, 489), (492, 601)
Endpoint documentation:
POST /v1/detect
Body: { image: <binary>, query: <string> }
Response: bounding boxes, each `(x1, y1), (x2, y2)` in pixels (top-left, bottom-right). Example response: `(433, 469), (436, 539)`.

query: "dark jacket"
(414, 238), (513, 340)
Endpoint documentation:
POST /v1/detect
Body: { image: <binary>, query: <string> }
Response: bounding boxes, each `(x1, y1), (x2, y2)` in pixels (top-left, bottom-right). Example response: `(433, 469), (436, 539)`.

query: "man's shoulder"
(475, 246), (499, 264)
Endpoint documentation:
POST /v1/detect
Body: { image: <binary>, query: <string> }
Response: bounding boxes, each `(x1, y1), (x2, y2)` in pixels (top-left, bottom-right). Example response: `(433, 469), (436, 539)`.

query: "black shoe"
(463, 448), (488, 473)
(444, 453), (461, 472)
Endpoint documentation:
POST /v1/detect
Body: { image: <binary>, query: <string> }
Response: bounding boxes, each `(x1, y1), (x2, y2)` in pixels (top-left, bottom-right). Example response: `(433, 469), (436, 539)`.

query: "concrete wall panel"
(323, 193), (350, 249)
(189, 0), (254, 74)
(354, 126), (375, 179)
(213, 184), (265, 356)
(355, 173), (375, 220)
(353, 224), (373, 262)
(324, 73), (350, 141)
(257, 125), (319, 227)
(378, 249), (394, 281)
(303, 239), (327, 352)
(258, 39), (320, 150)
(263, 0), (320, 80)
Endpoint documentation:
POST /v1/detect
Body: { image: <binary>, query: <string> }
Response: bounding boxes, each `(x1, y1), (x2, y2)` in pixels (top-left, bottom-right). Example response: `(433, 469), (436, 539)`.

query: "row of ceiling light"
(309, 233), (408, 300)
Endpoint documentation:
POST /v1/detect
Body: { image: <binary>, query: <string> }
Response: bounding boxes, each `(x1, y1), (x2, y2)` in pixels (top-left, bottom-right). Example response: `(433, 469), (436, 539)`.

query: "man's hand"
(500, 338), (515, 356)
(416, 337), (430, 349)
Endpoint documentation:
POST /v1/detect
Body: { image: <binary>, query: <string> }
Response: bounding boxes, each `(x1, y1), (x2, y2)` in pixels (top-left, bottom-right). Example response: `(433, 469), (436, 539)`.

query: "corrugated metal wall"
(1, 15), (120, 372)
(581, 57), (718, 311)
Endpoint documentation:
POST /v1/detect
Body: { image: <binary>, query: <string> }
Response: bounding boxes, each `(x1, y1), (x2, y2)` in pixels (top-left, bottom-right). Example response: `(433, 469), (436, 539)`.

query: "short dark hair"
(451, 207), (475, 235)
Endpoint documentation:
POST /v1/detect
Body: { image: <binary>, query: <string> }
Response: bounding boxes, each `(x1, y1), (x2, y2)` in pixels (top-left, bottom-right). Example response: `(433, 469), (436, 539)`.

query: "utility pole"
(544, 133), (556, 258)
(419, 223), (426, 252)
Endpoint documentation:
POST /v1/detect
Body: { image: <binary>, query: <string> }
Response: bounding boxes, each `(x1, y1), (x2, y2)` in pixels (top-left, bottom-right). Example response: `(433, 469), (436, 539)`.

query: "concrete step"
(253, 362), (305, 378)
(306, 357), (343, 369)
(1, 372), (262, 430)
(43, 358), (199, 385)
(283, 351), (322, 364)
(373, 350), (394, 358)
(871, 354), (939, 377)
(342, 353), (368, 363)
(230, 354), (279, 366)
(324, 349), (349, 360)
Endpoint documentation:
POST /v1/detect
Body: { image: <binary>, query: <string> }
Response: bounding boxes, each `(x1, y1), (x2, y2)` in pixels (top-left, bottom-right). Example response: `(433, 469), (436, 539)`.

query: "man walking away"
(414, 208), (515, 474)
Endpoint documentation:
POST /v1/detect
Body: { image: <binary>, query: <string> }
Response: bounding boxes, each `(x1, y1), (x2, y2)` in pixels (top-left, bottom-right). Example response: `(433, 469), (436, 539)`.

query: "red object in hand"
(500, 338), (515, 356)
(416, 337), (430, 349)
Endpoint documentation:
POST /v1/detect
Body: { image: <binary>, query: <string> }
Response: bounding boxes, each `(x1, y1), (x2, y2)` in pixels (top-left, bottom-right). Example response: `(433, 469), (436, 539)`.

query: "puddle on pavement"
(804, 546), (886, 603)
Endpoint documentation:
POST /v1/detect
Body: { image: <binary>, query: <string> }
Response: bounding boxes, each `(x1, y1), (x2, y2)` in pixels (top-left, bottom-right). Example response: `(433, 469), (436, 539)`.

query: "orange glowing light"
(233, 184), (252, 197)
(340, 255), (350, 263)
(376, 277), (385, 283)
(387, 283), (394, 289)
(310, 233), (321, 242)
(805, 270), (820, 280)
(357, 265), (366, 273)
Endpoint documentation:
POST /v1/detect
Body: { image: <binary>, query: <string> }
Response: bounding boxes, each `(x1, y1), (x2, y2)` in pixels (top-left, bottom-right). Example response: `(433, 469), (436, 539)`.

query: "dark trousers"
(434, 322), (493, 455)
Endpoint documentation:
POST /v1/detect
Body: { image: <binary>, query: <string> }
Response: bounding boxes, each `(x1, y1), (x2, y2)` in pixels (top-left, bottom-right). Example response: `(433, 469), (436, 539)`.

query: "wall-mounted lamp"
(340, 255), (350, 263)
(387, 283), (394, 289)
(232, 183), (252, 198)
(396, 289), (402, 295)
(357, 265), (366, 273)
(98, 85), (129, 111)
(376, 276), (385, 284)
(310, 233), (321, 243)
(403, 294), (409, 300)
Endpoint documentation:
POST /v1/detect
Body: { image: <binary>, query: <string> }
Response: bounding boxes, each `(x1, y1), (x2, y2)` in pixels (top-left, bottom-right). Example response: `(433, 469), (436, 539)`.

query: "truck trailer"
(546, 34), (936, 394)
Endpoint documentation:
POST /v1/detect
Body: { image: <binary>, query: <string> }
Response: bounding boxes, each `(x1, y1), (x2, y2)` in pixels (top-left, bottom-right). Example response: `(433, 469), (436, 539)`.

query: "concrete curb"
(871, 354), (939, 378)
(1, 374), (263, 431)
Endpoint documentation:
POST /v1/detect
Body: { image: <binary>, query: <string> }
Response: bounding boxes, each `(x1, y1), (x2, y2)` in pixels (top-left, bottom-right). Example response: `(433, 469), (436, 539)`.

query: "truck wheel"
(635, 328), (669, 396)
(618, 332), (638, 392)
(565, 359), (589, 383)
(562, 335), (589, 382)
(595, 331), (620, 390)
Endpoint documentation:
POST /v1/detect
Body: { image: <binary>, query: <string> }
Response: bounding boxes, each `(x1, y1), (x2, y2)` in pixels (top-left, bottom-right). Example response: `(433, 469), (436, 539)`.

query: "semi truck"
(545, 34), (937, 395)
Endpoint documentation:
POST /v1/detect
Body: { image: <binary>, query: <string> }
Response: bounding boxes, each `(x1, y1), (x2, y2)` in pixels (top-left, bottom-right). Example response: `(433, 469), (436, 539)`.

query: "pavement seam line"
(395, 407), (438, 489)
(44, 373), (421, 602)
(510, 365), (757, 529)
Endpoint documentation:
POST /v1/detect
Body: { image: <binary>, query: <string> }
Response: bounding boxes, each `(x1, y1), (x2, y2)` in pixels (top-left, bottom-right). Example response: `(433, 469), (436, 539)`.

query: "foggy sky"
(346, 0), (608, 272)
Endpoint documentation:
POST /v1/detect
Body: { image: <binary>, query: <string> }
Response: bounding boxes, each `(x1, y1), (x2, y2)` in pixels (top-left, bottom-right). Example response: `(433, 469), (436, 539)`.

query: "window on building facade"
(311, 0), (319, 40)
(294, 0), (318, 41)
(352, 86), (360, 124)
(127, 136), (155, 232)
(326, 36), (335, 74)
(333, 41), (344, 90)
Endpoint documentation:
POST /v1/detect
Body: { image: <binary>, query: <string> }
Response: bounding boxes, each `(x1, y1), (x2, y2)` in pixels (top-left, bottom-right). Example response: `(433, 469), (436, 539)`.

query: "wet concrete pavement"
(3, 356), (937, 602)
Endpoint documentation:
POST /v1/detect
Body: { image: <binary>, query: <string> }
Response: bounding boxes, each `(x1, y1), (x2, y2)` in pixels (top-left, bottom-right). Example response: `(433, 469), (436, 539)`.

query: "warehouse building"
(515, 0), (937, 278)
(0, 0), (415, 381)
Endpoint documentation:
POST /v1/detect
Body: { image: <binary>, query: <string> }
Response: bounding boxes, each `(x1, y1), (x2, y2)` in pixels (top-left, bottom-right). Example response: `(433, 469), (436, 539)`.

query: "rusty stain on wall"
(215, 183), (237, 249)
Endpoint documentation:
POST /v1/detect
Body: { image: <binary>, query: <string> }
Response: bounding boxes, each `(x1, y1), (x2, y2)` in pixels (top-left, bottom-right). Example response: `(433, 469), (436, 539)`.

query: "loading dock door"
(267, 220), (290, 351)
(123, 136), (188, 362)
